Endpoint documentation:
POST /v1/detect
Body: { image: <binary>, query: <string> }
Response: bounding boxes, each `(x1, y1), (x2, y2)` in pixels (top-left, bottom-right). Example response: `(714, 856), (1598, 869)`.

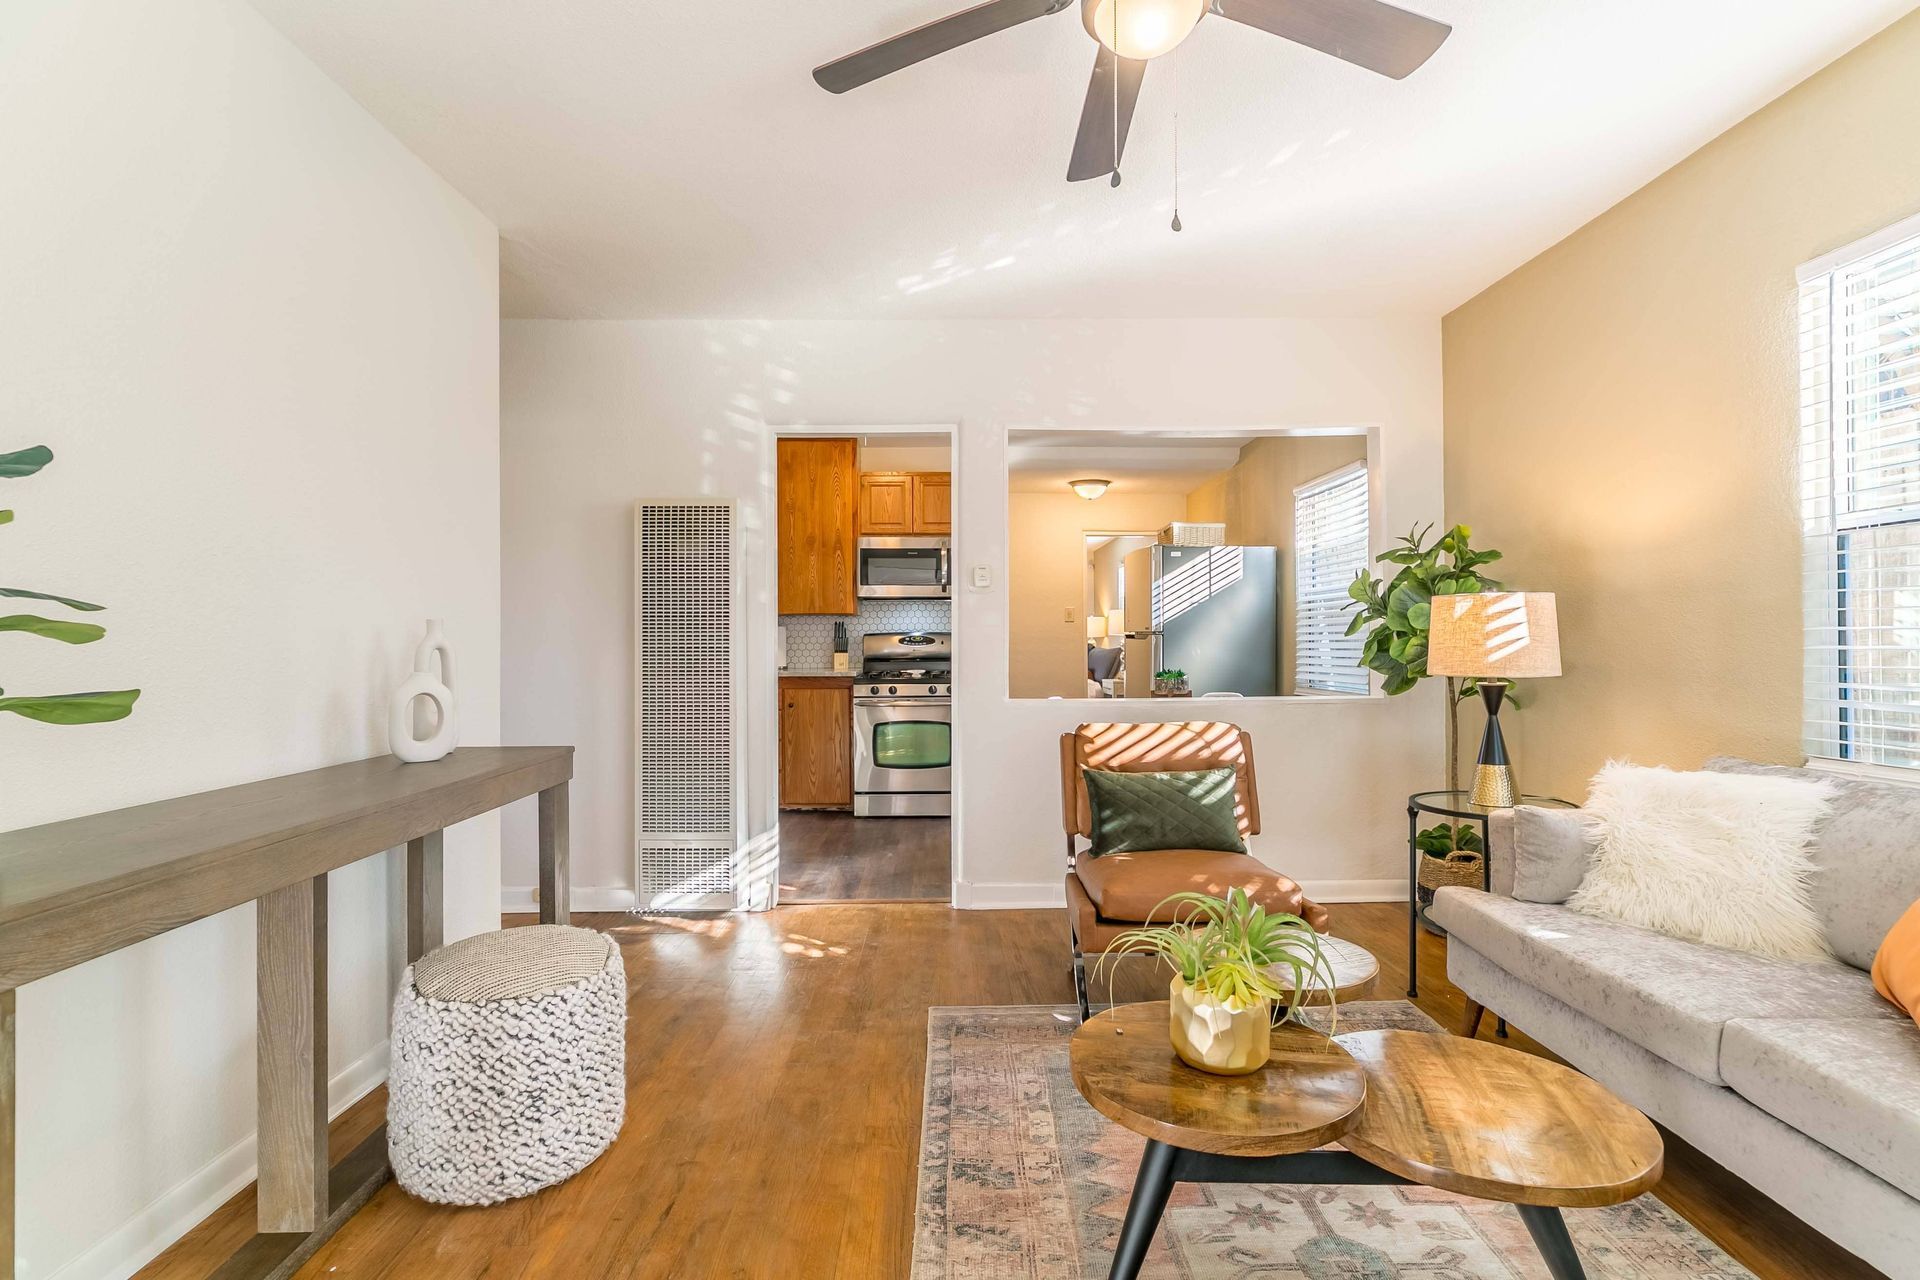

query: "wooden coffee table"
(1070, 1010), (1663, 1280)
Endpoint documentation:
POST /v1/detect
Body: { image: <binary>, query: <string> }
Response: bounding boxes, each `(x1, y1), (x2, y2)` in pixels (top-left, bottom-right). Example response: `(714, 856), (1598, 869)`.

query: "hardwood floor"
(777, 810), (950, 901)
(137, 901), (1885, 1280)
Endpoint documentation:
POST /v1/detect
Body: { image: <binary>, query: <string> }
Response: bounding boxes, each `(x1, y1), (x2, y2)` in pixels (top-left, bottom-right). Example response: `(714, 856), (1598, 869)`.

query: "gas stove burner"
(866, 667), (942, 680)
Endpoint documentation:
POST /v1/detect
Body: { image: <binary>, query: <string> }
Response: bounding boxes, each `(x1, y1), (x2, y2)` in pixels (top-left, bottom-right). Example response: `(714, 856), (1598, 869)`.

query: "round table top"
(1269, 935), (1378, 1006)
(1069, 1002), (1367, 1157)
(1334, 1030), (1664, 1207)
(1409, 790), (1577, 820)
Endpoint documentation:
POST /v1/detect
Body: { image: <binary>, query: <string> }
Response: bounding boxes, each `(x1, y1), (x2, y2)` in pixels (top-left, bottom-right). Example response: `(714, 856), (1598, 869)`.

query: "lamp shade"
(1427, 593), (1561, 679)
(1086, 614), (1108, 641)
(1106, 608), (1126, 639)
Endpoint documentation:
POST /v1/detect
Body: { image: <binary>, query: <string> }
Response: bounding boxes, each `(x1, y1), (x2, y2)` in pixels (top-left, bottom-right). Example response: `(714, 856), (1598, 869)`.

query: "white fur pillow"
(1568, 762), (1835, 961)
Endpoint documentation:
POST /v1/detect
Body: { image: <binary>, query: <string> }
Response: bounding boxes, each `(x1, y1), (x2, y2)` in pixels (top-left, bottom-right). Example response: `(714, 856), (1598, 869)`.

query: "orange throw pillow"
(1871, 897), (1920, 1018)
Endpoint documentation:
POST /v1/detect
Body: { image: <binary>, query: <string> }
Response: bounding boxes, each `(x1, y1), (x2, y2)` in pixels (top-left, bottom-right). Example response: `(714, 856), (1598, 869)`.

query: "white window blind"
(1801, 211), (1920, 767)
(1294, 462), (1370, 694)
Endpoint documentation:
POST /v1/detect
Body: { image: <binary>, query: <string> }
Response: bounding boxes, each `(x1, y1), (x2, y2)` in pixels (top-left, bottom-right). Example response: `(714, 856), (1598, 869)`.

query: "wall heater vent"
(635, 502), (740, 910)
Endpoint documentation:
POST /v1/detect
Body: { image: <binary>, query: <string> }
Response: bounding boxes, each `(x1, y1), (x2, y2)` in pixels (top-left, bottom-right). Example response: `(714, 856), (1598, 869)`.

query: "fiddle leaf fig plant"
(1344, 522), (1503, 695)
(0, 444), (139, 724)
(1345, 522), (1512, 790)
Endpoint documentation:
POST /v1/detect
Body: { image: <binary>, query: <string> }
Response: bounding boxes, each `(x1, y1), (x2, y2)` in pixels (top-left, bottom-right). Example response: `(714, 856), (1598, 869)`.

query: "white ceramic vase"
(390, 619), (458, 763)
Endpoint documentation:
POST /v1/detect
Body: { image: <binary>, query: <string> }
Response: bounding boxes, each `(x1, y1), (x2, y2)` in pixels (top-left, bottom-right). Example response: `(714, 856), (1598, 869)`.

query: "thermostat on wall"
(970, 564), (992, 590)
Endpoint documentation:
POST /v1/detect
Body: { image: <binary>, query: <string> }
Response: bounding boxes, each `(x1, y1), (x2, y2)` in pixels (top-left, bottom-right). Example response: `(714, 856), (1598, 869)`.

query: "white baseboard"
(1303, 879), (1410, 903)
(953, 880), (1068, 909)
(48, 1041), (390, 1280)
(954, 879), (1407, 910)
(500, 885), (640, 914)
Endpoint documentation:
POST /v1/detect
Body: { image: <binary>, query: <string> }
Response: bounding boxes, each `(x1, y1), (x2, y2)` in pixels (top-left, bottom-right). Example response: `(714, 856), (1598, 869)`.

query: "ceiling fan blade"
(1067, 47), (1147, 182)
(814, 0), (1071, 93)
(1210, 0), (1450, 79)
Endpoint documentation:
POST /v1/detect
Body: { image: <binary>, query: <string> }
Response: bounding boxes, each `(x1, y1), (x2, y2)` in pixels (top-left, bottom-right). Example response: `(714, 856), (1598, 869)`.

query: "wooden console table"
(0, 746), (574, 1280)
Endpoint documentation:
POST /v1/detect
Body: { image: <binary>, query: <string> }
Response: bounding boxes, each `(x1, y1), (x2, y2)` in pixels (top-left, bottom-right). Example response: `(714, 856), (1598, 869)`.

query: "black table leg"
(1406, 803), (1420, 997)
(1107, 1139), (1179, 1280)
(1518, 1205), (1588, 1280)
(1102, 1145), (1594, 1280)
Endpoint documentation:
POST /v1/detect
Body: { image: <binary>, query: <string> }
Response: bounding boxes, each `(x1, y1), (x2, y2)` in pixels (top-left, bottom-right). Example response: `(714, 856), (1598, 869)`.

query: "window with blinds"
(1801, 211), (1920, 768)
(1294, 462), (1370, 694)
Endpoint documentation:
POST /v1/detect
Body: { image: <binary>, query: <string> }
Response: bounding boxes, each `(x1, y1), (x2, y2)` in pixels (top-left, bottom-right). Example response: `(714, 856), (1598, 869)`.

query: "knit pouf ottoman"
(388, 924), (627, 1205)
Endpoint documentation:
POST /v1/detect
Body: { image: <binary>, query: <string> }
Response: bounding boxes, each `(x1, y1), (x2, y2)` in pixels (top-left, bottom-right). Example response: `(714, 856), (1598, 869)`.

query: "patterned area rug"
(912, 1002), (1754, 1279)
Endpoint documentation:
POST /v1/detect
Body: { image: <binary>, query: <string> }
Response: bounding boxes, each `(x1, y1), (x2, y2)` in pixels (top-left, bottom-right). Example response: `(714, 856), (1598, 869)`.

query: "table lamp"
(1106, 608), (1126, 642)
(1426, 592), (1561, 807)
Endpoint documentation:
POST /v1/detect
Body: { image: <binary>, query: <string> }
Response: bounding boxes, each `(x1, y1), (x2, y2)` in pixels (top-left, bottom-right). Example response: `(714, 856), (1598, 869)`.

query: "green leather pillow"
(1082, 766), (1247, 858)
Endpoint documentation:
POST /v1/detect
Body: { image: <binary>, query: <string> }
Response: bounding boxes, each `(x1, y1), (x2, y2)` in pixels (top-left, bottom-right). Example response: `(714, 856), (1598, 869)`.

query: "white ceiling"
(248, 0), (1914, 320)
(1009, 432), (1246, 493)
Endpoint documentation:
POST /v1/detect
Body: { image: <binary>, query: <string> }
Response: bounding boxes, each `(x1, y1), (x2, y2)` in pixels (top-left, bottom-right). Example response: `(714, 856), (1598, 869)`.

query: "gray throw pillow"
(1082, 767), (1246, 858)
(1493, 806), (1595, 904)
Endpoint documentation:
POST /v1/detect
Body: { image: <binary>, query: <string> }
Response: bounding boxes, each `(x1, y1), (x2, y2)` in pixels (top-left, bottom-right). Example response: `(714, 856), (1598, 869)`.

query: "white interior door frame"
(760, 424), (962, 907)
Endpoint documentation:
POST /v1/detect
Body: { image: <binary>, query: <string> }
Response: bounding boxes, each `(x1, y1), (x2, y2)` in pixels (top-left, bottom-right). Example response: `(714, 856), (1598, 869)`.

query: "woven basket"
(1159, 521), (1227, 547)
(1417, 850), (1485, 892)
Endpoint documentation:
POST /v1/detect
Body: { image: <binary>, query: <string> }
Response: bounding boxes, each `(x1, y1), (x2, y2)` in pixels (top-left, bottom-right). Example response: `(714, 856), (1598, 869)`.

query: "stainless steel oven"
(853, 631), (952, 817)
(857, 536), (950, 598)
(852, 699), (952, 817)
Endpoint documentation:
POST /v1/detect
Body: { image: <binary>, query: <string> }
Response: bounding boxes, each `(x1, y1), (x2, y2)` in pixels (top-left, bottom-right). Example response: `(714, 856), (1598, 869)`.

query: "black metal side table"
(1406, 790), (1576, 1001)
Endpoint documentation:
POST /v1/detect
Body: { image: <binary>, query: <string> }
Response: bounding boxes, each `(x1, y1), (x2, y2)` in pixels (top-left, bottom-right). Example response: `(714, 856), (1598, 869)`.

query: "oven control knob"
(867, 685), (879, 695)
(888, 685), (898, 695)
(928, 685), (939, 695)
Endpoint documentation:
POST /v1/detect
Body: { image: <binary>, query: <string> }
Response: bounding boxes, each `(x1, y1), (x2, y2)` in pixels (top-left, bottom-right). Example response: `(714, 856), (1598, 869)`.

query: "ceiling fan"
(813, 0), (1451, 184)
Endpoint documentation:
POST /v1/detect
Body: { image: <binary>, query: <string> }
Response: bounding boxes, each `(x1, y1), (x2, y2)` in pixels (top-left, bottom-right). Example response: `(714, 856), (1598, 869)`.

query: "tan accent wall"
(1441, 11), (1920, 800)
(1186, 436), (1369, 693)
(1007, 491), (1191, 698)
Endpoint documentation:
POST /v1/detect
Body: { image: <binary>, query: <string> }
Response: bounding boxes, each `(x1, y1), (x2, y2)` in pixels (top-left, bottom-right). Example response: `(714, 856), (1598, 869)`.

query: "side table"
(1406, 790), (1576, 1003)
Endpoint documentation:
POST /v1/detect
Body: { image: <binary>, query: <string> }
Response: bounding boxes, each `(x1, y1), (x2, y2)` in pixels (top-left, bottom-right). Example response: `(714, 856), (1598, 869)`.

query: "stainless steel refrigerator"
(1121, 544), (1280, 697)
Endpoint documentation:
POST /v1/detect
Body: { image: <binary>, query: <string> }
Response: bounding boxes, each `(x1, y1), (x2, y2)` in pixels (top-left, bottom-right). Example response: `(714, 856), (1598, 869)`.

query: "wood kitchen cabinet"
(858, 472), (915, 534)
(779, 676), (852, 809)
(778, 438), (858, 614)
(859, 471), (951, 535)
(913, 473), (952, 534)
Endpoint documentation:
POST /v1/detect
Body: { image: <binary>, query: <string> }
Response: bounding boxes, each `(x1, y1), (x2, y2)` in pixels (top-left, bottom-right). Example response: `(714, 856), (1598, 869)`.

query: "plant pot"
(1168, 976), (1271, 1075)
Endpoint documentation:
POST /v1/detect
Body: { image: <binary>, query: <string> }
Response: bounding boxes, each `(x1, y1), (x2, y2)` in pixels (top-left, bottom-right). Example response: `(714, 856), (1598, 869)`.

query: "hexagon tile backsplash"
(781, 600), (951, 670)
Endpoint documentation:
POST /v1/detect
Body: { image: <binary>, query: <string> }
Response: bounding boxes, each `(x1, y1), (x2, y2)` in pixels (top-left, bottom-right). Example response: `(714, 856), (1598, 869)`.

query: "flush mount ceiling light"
(811, 0), (1451, 185)
(1070, 478), (1113, 500)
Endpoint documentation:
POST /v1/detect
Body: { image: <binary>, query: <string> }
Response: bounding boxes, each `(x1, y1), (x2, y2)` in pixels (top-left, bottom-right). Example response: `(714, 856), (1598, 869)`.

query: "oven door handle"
(855, 698), (953, 709)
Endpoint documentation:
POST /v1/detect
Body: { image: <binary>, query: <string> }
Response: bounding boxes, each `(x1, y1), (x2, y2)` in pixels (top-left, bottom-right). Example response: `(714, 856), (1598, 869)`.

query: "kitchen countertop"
(779, 668), (854, 680)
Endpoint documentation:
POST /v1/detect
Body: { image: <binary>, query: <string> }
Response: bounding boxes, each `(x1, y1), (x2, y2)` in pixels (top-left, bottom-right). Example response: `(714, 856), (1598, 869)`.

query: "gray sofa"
(1432, 757), (1920, 1277)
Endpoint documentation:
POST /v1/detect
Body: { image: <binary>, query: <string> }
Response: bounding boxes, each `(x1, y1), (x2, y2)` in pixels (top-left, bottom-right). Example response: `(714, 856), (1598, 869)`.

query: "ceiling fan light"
(1070, 478), (1113, 500)
(1082, 0), (1206, 61)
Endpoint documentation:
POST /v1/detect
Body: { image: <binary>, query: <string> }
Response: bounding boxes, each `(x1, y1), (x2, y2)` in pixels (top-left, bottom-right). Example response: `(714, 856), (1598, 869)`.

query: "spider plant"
(1096, 888), (1339, 1031)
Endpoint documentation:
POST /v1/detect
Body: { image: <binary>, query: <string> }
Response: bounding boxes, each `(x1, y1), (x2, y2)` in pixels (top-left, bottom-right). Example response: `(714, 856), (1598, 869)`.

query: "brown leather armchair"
(1062, 721), (1330, 1020)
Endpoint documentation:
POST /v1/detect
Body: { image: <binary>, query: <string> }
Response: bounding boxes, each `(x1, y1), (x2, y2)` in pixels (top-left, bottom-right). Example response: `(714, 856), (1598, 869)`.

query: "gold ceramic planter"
(1168, 976), (1271, 1075)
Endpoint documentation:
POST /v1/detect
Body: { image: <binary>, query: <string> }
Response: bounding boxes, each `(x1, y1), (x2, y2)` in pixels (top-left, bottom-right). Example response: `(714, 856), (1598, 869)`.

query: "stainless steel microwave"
(857, 536), (950, 598)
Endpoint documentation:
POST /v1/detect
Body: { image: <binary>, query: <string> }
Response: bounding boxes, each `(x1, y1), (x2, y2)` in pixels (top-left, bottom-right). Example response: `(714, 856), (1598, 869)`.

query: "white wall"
(503, 318), (1444, 908)
(0, 2), (499, 1276)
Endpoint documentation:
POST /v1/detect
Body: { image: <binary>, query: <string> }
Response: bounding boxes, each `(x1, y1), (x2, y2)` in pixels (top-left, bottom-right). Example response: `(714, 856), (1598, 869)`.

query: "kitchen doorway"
(771, 425), (958, 904)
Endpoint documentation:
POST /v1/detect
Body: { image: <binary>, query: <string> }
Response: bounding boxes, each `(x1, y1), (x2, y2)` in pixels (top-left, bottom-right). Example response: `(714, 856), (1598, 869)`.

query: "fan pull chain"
(1171, 112), (1182, 231)
(1110, 0), (1122, 186)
